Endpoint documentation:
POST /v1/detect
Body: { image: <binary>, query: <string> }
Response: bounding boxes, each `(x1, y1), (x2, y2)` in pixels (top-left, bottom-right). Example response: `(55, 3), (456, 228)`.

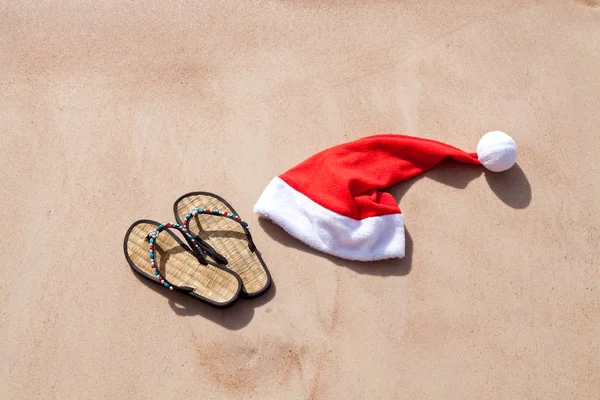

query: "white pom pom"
(477, 131), (518, 172)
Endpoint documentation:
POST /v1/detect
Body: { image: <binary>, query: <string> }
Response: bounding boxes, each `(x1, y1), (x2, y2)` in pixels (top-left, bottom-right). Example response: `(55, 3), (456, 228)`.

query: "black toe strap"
(183, 207), (257, 261)
(172, 286), (194, 294)
(145, 222), (213, 291)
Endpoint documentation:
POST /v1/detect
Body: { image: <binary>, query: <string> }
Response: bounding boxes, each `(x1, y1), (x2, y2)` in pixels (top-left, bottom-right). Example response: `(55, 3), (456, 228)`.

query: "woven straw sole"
(174, 192), (271, 298)
(123, 219), (242, 307)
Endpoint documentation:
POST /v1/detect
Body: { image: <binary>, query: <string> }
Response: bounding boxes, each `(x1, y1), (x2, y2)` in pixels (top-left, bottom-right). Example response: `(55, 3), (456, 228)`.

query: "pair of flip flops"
(123, 192), (271, 308)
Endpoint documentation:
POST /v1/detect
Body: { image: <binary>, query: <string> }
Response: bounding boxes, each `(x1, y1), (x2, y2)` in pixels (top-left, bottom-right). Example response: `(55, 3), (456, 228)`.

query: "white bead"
(169, 286), (174, 290)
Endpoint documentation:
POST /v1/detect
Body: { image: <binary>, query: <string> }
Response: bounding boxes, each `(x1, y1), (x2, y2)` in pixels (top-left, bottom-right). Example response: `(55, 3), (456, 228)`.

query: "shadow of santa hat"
(254, 131), (518, 261)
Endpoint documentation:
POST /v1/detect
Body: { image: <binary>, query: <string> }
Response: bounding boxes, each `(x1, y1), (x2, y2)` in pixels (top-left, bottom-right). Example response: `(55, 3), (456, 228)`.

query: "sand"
(1, 1), (599, 399)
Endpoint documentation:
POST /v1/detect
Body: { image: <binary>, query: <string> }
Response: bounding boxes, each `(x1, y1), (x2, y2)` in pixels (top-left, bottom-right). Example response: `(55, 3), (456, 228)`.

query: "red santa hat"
(254, 131), (518, 261)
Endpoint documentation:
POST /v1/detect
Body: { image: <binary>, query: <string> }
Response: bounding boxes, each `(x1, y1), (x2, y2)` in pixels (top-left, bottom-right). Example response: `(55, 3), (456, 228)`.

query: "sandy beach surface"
(1, 1), (599, 399)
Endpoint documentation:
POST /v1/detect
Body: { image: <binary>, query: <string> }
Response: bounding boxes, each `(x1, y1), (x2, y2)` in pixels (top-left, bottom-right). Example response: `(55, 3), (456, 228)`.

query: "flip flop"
(173, 192), (271, 298)
(123, 219), (242, 308)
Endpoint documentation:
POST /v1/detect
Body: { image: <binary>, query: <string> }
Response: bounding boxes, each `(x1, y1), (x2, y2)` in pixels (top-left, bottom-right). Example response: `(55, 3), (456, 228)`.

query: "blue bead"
(149, 239), (154, 244)
(154, 270), (159, 275)
(157, 224), (164, 231)
(198, 208), (204, 213)
(185, 214), (191, 219)
(150, 253), (154, 259)
(163, 282), (169, 287)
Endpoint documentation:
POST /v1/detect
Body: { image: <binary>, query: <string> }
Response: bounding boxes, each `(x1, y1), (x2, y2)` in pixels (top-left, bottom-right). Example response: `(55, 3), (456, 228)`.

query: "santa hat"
(254, 131), (518, 261)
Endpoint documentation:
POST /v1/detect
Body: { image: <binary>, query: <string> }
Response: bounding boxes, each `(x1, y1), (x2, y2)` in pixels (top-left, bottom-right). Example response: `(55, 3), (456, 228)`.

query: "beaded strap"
(184, 208), (249, 228)
(146, 222), (208, 291)
(184, 207), (256, 255)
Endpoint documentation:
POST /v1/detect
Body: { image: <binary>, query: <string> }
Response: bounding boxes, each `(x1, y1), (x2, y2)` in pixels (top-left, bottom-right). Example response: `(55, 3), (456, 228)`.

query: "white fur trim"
(477, 131), (518, 172)
(253, 177), (405, 261)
